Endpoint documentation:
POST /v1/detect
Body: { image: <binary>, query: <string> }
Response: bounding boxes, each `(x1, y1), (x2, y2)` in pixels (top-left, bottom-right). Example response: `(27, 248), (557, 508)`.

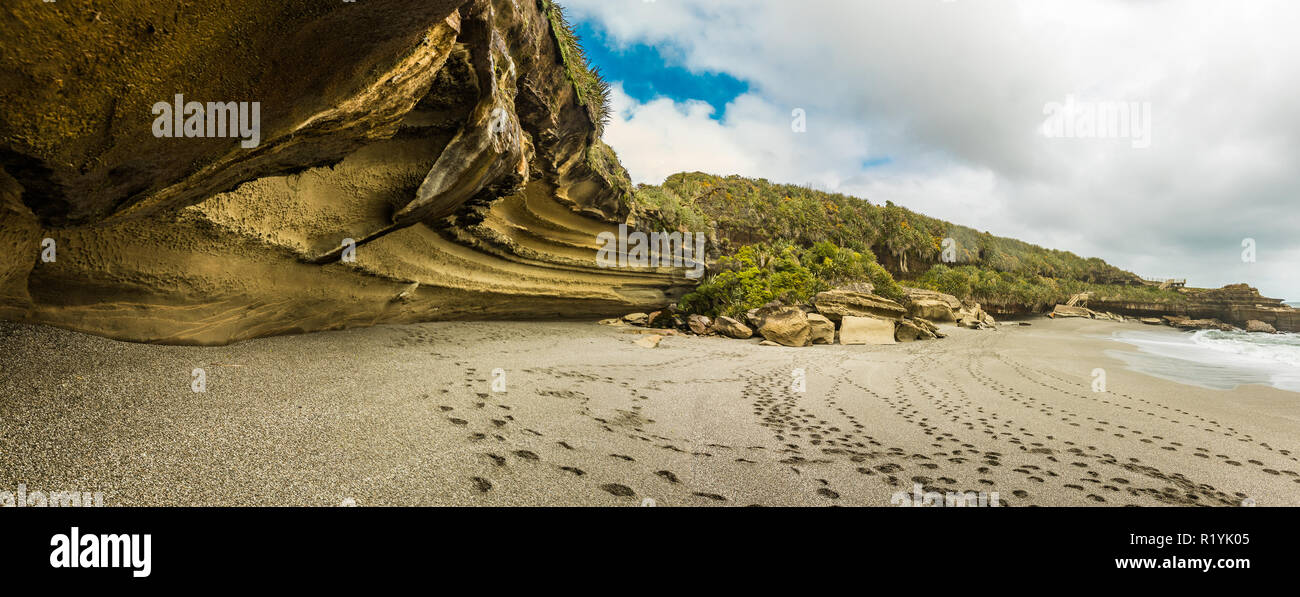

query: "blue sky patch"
(573, 20), (749, 119)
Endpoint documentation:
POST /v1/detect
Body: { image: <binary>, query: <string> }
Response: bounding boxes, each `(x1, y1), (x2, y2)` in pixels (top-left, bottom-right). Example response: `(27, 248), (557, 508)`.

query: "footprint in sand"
(600, 484), (635, 497)
(513, 450), (540, 461)
(655, 470), (681, 484)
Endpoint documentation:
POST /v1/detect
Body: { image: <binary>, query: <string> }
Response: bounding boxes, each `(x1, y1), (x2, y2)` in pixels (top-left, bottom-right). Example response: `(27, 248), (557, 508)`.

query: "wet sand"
(1, 318), (1296, 506)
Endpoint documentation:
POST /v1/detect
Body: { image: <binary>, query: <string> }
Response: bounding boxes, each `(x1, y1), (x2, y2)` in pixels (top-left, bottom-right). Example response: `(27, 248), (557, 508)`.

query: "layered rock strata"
(0, 0), (696, 345)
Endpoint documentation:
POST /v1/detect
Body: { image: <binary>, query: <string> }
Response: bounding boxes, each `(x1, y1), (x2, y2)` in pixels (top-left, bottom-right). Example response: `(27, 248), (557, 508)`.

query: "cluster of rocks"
(603, 287), (999, 348)
(1050, 304), (1279, 334)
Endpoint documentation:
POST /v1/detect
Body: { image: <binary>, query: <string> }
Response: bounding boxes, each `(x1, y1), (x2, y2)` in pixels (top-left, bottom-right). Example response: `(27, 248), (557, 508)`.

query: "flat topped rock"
(812, 290), (906, 322)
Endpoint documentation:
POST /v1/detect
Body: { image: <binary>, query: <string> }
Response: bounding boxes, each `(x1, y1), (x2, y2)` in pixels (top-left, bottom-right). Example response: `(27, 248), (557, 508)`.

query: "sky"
(562, 0), (1300, 301)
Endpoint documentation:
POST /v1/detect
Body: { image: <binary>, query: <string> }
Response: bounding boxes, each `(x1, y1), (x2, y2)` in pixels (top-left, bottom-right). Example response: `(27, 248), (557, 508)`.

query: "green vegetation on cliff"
(630, 172), (1184, 314)
(634, 172), (1135, 284)
(540, 0), (611, 133)
(912, 265), (1187, 313)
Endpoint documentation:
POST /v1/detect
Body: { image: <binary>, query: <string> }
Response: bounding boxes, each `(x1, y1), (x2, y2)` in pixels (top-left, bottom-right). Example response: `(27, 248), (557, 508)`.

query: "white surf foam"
(1106, 328), (1300, 392)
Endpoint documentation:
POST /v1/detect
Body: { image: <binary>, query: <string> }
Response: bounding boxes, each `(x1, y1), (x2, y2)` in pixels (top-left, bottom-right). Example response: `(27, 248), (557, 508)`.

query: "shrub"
(679, 242), (902, 318)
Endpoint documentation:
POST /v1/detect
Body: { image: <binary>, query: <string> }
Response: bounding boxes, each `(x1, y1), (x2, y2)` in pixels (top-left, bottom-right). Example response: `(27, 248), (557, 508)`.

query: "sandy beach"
(1, 318), (1296, 506)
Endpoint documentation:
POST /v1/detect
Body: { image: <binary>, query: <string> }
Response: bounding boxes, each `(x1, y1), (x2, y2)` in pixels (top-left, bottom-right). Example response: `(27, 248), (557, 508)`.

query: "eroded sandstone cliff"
(0, 0), (695, 345)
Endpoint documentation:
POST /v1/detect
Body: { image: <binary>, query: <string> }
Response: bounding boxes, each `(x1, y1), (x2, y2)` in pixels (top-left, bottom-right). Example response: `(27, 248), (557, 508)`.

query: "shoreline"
(1, 318), (1296, 506)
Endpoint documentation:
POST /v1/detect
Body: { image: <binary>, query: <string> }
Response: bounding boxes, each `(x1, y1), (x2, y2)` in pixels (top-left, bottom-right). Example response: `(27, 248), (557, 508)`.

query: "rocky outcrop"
(955, 303), (996, 329)
(1164, 316), (1236, 332)
(0, 0), (696, 345)
(812, 290), (907, 322)
(1089, 284), (1300, 333)
(1050, 305), (1093, 319)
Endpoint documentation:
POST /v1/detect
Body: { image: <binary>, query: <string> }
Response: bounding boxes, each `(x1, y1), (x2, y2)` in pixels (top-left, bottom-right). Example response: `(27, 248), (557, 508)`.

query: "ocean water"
(1106, 328), (1300, 392)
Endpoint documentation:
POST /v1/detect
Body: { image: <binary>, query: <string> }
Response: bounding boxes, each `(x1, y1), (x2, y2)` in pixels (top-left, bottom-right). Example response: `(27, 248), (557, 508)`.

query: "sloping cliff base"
(0, 0), (694, 345)
(2, 317), (1295, 506)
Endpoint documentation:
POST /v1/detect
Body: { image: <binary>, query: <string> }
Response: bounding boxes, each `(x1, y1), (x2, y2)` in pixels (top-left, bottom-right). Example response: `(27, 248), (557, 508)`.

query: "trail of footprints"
(412, 324), (1293, 505)
(435, 350), (772, 504)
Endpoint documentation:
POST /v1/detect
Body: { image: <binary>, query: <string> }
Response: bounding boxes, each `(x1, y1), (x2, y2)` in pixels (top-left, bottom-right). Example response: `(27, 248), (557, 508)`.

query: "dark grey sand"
(1, 318), (1296, 506)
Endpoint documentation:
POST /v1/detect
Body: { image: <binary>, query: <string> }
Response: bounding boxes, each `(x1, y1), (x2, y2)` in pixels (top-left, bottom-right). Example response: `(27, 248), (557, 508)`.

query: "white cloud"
(570, 0), (1300, 299)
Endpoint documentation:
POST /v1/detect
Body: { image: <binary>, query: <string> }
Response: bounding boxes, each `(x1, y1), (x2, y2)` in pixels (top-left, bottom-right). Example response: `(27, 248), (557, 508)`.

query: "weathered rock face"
(0, 1), (696, 345)
(1246, 320), (1278, 334)
(812, 290), (907, 323)
(806, 313), (835, 345)
(839, 316), (895, 345)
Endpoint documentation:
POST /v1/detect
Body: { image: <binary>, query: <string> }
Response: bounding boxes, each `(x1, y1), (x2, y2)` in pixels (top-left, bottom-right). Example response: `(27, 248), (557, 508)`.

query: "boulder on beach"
(1140, 318), (1165, 325)
(712, 316), (754, 339)
(812, 290), (907, 322)
(635, 334), (663, 348)
(807, 313), (836, 344)
(839, 316), (896, 345)
(758, 306), (812, 347)
(622, 313), (649, 326)
(895, 319), (935, 342)
(687, 314), (713, 335)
